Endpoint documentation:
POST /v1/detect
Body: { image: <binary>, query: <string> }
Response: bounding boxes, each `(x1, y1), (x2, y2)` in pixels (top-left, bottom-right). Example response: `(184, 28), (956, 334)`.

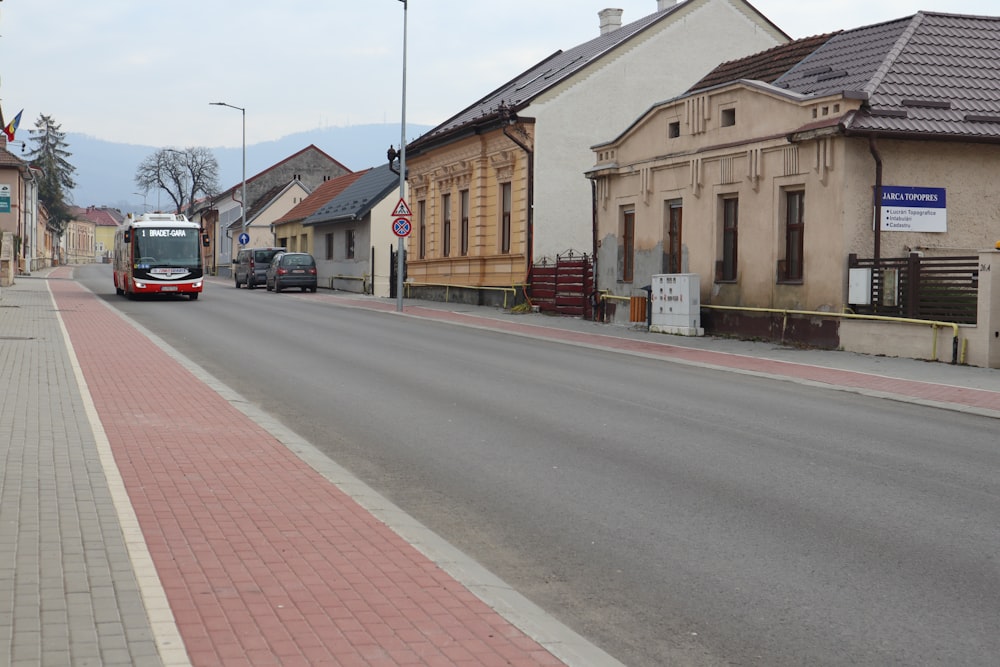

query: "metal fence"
(848, 253), (978, 325)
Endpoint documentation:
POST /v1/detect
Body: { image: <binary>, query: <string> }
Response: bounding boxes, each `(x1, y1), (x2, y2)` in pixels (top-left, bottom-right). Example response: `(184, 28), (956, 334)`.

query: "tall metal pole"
(396, 0), (408, 312)
(210, 102), (247, 235)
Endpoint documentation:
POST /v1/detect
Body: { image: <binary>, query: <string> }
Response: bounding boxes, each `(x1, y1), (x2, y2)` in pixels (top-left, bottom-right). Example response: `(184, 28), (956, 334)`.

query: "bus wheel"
(190, 293), (199, 300)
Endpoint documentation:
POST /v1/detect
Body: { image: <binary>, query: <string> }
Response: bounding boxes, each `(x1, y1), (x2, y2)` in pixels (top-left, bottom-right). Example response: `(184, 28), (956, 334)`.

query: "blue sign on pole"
(238, 232), (250, 245)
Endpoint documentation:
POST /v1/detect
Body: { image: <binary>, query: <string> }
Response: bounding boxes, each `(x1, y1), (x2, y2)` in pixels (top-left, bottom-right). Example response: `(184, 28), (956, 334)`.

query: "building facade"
(589, 12), (1000, 364)
(404, 0), (787, 303)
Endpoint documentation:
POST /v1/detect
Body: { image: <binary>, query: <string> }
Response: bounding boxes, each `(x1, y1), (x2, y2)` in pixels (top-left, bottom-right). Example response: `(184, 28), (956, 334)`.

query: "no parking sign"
(393, 218), (412, 237)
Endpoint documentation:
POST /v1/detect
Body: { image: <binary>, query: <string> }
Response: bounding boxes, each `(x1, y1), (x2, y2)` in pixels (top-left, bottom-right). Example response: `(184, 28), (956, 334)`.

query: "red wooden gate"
(530, 251), (594, 319)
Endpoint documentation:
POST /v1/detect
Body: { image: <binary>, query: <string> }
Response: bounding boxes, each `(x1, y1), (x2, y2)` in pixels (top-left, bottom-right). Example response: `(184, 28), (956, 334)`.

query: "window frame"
(418, 200), (426, 259)
(620, 207), (635, 283)
(345, 228), (355, 260)
(719, 196), (738, 283)
(442, 192), (452, 258)
(500, 182), (512, 254)
(460, 189), (470, 256)
(781, 189), (805, 283)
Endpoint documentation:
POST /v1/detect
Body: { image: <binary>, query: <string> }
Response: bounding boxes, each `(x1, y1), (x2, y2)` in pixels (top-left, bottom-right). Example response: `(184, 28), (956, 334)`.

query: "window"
(720, 197), (738, 282)
(668, 121), (680, 138)
(782, 190), (805, 282)
(442, 193), (452, 257)
(721, 108), (736, 127)
(418, 200), (426, 259)
(620, 208), (635, 282)
(664, 202), (682, 274)
(325, 233), (334, 260)
(500, 183), (512, 254)
(300, 234), (308, 254)
(460, 189), (470, 256)
(345, 229), (355, 259)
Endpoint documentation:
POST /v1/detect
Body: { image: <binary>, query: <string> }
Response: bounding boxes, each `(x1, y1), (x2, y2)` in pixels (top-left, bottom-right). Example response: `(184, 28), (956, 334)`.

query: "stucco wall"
(530, 0), (785, 262)
(406, 131), (530, 287)
(594, 75), (1000, 323)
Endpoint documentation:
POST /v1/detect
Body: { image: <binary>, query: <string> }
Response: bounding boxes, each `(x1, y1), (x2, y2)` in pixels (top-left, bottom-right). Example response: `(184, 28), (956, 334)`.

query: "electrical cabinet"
(650, 273), (704, 336)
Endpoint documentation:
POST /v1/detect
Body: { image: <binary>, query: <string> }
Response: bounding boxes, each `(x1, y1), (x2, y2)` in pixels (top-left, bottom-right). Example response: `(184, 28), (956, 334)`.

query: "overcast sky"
(1, 0), (997, 149)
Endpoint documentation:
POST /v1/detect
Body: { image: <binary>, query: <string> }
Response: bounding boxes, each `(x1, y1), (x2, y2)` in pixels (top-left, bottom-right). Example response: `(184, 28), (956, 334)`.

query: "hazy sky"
(1, 0), (997, 149)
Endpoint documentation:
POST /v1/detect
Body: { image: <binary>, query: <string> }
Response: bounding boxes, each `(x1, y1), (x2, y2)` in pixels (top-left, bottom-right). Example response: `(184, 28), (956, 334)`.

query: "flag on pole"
(4, 110), (23, 142)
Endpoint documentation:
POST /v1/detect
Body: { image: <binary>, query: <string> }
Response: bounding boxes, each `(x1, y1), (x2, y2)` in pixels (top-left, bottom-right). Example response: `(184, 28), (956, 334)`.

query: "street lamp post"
(209, 102), (247, 236)
(396, 0), (408, 312)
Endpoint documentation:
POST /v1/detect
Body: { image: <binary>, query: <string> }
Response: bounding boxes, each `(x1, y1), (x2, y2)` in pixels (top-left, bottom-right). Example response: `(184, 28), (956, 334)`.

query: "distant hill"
(67, 123), (432, 214)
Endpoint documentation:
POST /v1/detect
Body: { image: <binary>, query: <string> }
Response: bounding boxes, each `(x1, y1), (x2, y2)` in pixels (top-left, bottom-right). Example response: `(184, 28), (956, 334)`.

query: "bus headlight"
(134, 281), (146, 289)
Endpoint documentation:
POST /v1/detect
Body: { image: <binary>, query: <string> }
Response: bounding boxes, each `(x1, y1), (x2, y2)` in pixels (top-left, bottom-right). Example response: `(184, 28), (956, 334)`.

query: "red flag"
(4, 110), (23, 142)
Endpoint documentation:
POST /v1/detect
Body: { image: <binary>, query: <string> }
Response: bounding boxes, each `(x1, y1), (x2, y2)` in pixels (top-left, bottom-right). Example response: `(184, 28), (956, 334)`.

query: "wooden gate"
(530, 251), (594, 319)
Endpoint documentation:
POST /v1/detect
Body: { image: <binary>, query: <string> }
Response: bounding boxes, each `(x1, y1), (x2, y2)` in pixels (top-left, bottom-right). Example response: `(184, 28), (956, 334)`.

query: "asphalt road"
(77, 264), (1000, 667)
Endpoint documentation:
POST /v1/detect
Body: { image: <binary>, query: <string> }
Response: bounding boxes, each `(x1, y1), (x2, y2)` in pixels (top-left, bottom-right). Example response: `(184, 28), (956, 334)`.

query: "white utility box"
(649, 273), (704, 336)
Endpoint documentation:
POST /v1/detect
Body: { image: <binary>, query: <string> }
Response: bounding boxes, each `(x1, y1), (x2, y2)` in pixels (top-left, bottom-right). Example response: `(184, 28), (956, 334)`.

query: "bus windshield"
(134, 228), (201, 267)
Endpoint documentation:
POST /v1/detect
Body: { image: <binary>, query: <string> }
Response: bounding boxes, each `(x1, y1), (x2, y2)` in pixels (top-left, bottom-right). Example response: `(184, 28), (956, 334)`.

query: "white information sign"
(880, 186), (946, 233)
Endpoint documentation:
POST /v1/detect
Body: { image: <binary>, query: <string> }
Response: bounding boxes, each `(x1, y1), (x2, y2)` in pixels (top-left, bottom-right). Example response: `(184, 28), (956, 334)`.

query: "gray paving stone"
(0, 277), (164, 667)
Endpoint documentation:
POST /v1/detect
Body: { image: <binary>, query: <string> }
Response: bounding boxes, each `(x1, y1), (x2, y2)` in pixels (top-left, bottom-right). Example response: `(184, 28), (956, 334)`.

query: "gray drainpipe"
(868, 135), (884, 309)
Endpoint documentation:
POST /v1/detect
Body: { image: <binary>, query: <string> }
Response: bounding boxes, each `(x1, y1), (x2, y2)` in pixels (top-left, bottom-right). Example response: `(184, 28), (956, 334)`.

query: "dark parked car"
(234, 247), (285, 289)
(266, 252), (318, 293)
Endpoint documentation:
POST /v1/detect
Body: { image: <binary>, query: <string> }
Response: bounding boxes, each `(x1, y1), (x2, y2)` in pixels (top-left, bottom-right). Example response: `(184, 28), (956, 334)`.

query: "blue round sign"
(238, 232), (250, 245)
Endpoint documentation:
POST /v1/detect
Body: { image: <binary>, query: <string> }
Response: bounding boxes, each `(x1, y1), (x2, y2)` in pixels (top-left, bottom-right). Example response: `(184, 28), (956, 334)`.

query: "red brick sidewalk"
(51, 275), (566, 666)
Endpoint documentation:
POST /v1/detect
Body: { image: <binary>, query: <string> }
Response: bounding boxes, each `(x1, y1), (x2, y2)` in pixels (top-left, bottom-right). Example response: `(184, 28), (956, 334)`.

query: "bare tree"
(134, 147), (219, 218)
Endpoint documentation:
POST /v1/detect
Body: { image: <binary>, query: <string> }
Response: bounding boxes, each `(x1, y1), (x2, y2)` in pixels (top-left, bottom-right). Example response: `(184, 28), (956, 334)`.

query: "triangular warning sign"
(392, 198), (413, 217)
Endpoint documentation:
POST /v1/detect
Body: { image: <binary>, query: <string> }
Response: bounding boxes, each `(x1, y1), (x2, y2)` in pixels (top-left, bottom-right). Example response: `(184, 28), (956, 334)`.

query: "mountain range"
(65, 123), (432, 214)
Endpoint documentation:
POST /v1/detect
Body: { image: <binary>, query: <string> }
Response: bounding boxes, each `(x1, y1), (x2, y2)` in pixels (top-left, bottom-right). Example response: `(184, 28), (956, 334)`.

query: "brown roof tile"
(688, 32), (839, 91)
(272, 170), (368, 226)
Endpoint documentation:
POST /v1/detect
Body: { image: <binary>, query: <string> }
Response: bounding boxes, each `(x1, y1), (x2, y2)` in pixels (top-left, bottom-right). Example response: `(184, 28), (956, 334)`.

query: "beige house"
(63, 217), (96, 264)
(589, 12), (1000, 366)
(71, 206), (123, 261)
(0, 139), (48, 277)
(196, 145), (351, 276)
(404, 0), (787, 306)
(223, 180), (310, 266)
(271, 170), (364, 256)
(302, 164), (401, 297)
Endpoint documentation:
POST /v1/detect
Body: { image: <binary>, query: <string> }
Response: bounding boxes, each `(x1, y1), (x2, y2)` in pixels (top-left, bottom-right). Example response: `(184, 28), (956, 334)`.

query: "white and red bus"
(114, 213), (207, 299)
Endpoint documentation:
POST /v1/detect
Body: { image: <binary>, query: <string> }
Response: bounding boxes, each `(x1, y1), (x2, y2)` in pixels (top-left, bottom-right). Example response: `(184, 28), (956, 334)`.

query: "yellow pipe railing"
(701, 304), (963, 364)
(404, 282), (523, 309)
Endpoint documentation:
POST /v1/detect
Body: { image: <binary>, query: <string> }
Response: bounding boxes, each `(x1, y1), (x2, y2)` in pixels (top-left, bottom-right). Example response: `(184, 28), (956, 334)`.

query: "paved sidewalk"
(5, 271), (596, 666)
(4, 269), (1000, 667)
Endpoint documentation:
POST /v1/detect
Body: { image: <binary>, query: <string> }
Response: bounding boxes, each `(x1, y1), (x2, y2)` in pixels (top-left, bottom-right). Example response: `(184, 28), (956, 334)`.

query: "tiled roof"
(409, 1), (744, 151)
(71, 206), (124, 227)
(215, 145), (349, 199)
(772, 18), (912, 97)
(226, 182), (294, 231)
(0, 144), (28, 170)
(272, 170), (367, 227)
(303, 164), (399, 226)
(688, 32), (840, 91)
(690, 12), (1000, 142)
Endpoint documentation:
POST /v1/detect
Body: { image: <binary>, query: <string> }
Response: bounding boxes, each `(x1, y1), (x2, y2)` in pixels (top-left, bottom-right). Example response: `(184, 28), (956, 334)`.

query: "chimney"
(599, 8), (623, 35)
(658, 0), (681, 10)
